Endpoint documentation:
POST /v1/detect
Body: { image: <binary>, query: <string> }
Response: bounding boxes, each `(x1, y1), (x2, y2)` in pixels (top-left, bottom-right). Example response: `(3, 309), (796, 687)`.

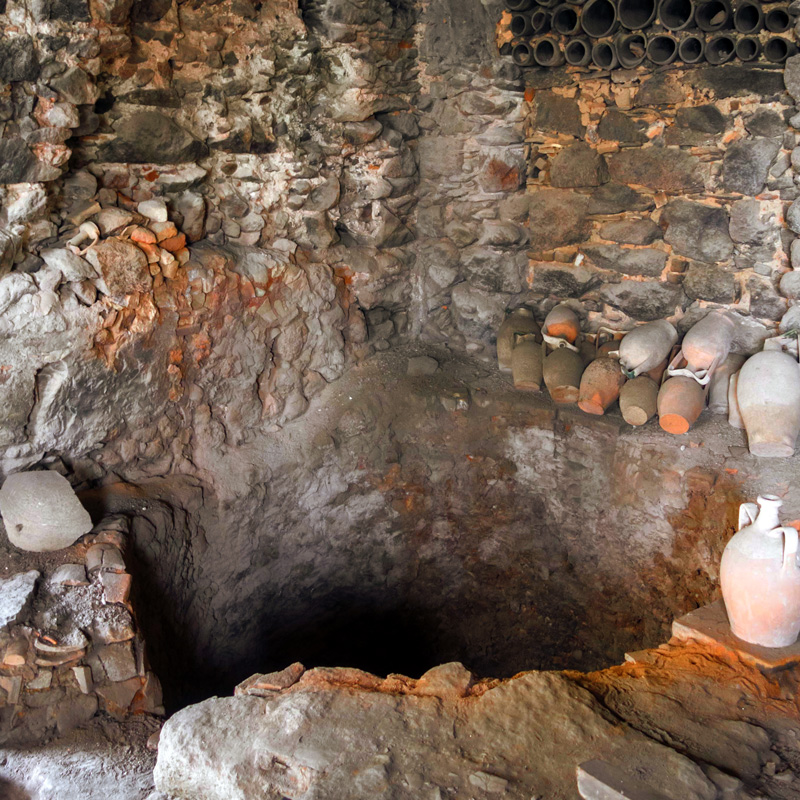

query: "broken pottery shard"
(0, 570), (39, 630)
(0, 471), (92, 552)
(235, 662), (305, 696)
(577, 759), (672, 800)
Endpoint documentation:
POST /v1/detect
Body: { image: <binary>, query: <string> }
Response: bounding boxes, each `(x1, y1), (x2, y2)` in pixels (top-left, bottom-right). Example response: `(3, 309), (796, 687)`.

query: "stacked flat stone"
(0, 516), (164, 747)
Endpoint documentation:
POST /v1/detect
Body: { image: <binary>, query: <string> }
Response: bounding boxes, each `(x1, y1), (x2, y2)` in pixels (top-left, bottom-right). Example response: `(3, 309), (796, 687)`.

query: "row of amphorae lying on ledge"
(505, 0), (797, 67)
(498, 305), (800, 457)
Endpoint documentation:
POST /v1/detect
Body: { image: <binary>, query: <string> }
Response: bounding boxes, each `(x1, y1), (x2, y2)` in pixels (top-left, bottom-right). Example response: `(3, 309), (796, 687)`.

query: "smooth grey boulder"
(0, 570), (39, 629)
(0, 471), (92, 552)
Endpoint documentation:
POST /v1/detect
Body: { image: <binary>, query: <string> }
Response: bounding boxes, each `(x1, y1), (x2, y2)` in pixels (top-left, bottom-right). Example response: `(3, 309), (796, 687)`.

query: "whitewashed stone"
(0, 471), (92, 552)
(137, 199), (169, 223)
(0, 570), (38, 629)
(40, 248), (97, 282)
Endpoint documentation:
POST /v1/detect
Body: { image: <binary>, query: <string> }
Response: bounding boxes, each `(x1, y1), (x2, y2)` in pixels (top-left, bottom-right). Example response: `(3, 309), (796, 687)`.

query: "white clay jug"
(618, 320), (678, 378)
(737, 350), (800, 457)
(680, 311), (735, 378)
(720, 495), (800, 647)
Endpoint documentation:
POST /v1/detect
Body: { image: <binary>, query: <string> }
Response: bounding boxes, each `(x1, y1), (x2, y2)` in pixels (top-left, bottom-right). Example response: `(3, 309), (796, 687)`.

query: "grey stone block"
(683, 263), (736, 304)
(550, 143), (608, 188)
(662, 200), (734, 262)
(599, 219), (661, 245)
(529, 189), (591, 252)
(722, 138), (782, 196)
(582, 245), (667, 277)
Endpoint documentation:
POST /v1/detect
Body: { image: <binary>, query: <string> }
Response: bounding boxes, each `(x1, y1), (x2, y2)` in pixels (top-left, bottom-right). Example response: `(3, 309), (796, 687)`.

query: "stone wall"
(520, 61), (796, 349)
(0, 515), (162, 745)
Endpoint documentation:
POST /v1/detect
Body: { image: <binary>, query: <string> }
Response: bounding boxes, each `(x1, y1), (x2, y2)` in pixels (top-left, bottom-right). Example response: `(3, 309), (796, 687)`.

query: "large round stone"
(0, 471), (92, 552)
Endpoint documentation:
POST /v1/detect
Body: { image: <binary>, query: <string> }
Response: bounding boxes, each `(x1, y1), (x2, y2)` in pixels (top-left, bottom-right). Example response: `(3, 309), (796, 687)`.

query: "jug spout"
(757, 494), (783, 532)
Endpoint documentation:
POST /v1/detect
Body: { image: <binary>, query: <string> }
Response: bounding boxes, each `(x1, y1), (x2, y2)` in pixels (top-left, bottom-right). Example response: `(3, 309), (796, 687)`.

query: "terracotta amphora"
(728, 370), (745, 429)
(543, 304), (580, 344)
(618, 320), (678, 378)
(658, 376), (706, 434)
(720, 495), (800, 647)
(619, 375), (658, 426)
(511, 334), (544, 391)
(543, 347), (584, 404)
(680, 311), (735, 377)
(497, 308), (541, 372)
(578, 357), (625, 415)
(737, 350), (800, 457)
(708, 352), (746, 415)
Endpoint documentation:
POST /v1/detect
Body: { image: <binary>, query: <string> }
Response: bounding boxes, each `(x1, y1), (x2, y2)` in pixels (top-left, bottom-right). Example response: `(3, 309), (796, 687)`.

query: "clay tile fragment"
(235, 662), (306, 696)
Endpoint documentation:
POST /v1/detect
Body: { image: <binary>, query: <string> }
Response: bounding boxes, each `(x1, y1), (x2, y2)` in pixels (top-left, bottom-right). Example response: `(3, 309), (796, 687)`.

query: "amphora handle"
(738, 502), (758, 530)
(780, 526), (799, 571)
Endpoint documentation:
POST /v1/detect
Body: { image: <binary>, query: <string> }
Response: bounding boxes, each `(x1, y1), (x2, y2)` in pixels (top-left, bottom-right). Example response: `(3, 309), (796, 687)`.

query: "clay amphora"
(720, 495), (800, 647)
(578, 357), (625, 415)
(658, 376), (706, 434)
(618, 320), (678, 378)
(619, 375), (658, 426)
(543, 347), (584, 404)
(737, 350), (800, 457)
(728, 370), (745, 429)
(497, 308), (541, 372)
(680, 311), (735, 376)
(708, 352), (746, 415)
(543, 304), (580, 344)
(511, 334), (544, 391)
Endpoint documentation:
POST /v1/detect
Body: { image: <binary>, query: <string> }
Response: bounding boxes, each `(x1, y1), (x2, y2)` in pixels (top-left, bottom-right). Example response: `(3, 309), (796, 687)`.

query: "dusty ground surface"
(0, 714), (161, 800)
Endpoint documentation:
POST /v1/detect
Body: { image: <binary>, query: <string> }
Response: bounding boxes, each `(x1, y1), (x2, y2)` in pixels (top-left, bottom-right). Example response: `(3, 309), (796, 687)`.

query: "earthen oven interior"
(3, 0), (800, 795)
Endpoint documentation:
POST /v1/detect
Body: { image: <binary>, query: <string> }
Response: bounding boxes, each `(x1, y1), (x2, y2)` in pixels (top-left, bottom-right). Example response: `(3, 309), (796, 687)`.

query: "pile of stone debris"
(0, 471), (163, 746)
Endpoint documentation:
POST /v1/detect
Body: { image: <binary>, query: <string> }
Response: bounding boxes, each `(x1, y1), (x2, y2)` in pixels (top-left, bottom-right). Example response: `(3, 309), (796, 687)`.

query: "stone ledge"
(672, 600), (800, 671)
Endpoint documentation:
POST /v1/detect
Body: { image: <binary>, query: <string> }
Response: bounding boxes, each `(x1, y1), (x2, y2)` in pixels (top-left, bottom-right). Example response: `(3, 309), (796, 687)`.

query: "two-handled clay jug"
(720, 495), (800, 648)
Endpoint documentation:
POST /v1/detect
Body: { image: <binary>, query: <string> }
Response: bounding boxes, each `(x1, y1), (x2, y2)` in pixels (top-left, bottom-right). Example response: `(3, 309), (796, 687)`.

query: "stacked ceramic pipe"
(506, 0), (798, 69)
(498, 306), (800, 457)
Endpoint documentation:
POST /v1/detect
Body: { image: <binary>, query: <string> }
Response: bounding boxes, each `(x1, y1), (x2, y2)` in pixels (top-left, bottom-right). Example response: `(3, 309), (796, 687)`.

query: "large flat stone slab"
(672, 600), (800, 670)
(154, 665), (716, 800)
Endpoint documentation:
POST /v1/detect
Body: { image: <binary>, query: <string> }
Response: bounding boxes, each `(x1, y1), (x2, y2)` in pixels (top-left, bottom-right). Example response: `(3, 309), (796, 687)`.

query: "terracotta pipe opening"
(591, 39), (619, 67)
(733, 1), (763, 34)
(658, 0), (694, 30)
(735, 36), (761, 61)
(694, 0), (731, 31)
(616, 31), (647, 66)
(581, 0), (619, 37)
(765, 6), (790, 32)
(705, 33), (735, 64)
(565, 37), (593, 64)
(552, 3), (582, 34)
(646, 32), (678, 64)
(678, 33), (705, 62)
(617, 0), (657, 28)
